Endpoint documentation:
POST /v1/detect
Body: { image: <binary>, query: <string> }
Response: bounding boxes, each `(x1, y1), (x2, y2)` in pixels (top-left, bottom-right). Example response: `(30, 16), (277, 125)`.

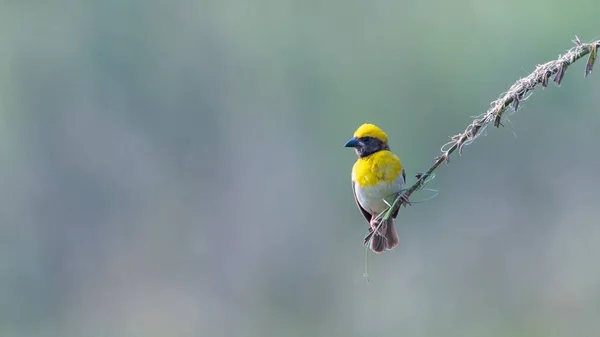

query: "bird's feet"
(369, 218), (385, 235)
(399, 193), (412, 207)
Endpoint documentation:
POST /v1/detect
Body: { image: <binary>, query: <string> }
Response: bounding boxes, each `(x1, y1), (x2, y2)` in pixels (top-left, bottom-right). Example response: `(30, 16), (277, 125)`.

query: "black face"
(345, 136), (389, 158)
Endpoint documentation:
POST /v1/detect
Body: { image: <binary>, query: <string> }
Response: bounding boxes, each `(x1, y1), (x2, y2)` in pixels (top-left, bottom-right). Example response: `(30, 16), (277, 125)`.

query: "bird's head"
(344, 123), (390, 158)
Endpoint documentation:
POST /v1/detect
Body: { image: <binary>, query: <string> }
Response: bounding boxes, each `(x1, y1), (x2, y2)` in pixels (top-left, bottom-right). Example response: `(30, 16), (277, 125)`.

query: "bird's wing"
(391, 168), (407, 219)
(352, 181), (372, 223)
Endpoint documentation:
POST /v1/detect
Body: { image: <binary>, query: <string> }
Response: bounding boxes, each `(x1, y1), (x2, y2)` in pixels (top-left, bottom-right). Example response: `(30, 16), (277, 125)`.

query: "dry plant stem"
(381, 39), (599, 225)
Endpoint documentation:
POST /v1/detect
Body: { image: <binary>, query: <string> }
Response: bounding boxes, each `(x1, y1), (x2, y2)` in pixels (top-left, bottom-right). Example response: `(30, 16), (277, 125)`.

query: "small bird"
(344, 123), (408, 253)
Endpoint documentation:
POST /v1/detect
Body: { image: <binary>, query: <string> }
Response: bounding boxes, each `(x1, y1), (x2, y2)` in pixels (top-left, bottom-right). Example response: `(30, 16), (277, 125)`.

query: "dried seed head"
(585, 43), (597, 77)
(554, 62), (567, 85)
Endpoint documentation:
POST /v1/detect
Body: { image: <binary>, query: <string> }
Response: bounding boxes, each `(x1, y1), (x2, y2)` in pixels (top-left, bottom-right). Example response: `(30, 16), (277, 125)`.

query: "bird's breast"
(352, 151), (405, 214)
(354, 179), (404, 214)
(351, 151), (403, 186)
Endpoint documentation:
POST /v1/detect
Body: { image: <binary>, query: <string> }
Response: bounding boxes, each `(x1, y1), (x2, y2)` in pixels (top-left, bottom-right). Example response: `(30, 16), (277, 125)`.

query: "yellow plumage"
(351, 150), (403, 187)
(353, 123), (388, 143)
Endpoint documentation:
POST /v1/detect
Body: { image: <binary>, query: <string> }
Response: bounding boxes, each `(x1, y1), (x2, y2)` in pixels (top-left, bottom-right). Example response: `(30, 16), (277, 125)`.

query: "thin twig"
(377, 38), (600, 229)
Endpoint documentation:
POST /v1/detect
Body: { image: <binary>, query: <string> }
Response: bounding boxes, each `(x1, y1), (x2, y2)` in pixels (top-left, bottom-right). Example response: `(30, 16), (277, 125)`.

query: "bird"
(344, 123), (408, 253)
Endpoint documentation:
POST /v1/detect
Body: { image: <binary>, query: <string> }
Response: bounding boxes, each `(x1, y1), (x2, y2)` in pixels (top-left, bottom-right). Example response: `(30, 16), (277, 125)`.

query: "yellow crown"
(353, 123), (388, 142)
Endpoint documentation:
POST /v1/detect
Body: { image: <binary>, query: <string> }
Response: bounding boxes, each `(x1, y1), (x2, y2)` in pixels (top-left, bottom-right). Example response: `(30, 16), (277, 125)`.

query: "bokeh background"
(2, 1), (600, 336)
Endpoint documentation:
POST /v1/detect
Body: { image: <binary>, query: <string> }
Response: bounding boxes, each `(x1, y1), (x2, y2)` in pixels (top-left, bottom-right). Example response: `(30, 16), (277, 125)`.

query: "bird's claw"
(399, 193), (412, 207)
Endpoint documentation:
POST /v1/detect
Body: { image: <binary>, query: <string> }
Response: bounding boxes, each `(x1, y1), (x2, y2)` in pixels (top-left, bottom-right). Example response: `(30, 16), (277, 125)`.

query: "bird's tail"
(364, 218), (399, 253)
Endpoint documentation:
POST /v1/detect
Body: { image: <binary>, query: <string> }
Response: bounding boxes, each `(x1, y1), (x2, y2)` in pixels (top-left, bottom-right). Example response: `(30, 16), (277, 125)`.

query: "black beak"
(344, 137), (359, 148)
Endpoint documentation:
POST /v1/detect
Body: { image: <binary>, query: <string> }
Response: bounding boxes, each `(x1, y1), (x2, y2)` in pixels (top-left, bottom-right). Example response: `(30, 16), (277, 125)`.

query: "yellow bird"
(344, 123), (407, 253)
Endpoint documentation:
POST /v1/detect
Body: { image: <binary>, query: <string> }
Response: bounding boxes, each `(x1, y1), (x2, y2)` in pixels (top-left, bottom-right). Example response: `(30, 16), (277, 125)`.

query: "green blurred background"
(2, 1), (600, 336)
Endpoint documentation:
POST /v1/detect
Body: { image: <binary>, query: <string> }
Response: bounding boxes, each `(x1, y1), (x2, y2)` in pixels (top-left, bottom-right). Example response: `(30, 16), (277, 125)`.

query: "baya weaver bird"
(344, 123), (408, 253)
